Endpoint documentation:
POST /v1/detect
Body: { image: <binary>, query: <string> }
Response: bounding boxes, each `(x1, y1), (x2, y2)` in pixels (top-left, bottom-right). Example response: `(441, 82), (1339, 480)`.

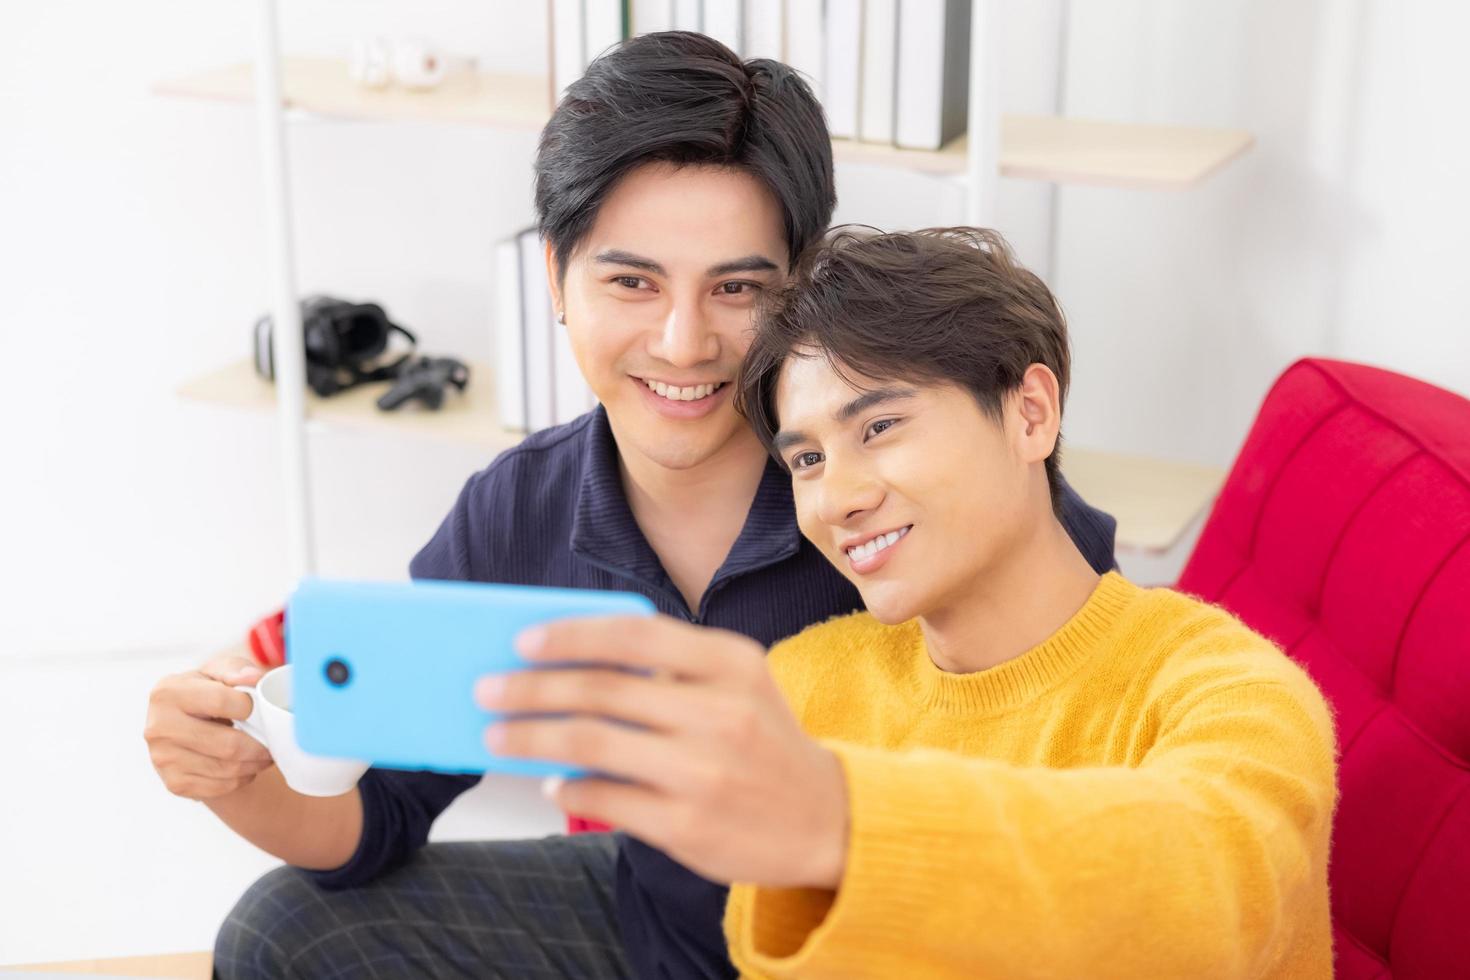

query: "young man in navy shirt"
(145, 32), (1115, 979)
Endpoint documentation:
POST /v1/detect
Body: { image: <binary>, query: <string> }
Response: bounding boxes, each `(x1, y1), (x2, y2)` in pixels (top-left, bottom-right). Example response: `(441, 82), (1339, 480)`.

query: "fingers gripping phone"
(287, 577), (656, 777)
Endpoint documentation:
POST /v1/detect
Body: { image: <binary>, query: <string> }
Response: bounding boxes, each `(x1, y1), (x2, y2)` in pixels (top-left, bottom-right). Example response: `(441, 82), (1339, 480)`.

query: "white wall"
(5, 0), (1467, 659)
(1056, 0), (1470, 470)
(0, 1), (1051, 663)
(1, 2), (546, 661)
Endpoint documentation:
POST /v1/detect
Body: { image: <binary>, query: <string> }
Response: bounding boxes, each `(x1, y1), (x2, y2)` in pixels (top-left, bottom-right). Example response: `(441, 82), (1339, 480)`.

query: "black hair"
(533, 31), (836, 284)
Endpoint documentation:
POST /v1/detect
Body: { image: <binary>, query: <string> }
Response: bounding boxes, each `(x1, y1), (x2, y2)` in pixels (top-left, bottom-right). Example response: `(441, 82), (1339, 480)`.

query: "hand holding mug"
(144, 654), (276, 801)
(232, 665), (369, 797)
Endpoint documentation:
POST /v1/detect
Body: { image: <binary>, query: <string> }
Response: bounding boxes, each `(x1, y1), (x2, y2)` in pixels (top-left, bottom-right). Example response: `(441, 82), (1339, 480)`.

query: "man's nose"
(653, 293), (720, 368)
(817, 455), (884, 527)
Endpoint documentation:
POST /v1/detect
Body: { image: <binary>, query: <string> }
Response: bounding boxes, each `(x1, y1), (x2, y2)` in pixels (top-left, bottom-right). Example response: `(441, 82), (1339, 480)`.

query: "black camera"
(377, 356), (471, 411)
(254, 295), (417, 398)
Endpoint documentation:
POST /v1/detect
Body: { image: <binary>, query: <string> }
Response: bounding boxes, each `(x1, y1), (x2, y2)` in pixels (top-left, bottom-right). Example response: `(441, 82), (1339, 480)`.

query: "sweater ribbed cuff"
(733, 741), (1007, 978)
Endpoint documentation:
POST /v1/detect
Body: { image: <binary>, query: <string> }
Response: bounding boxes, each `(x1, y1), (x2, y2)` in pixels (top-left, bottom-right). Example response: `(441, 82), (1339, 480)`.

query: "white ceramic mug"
(390, 37), (450, 90)
(234, 665), (369, 797)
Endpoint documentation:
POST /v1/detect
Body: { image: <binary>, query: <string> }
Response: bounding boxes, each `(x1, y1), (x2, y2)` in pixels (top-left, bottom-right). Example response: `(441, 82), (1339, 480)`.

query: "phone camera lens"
(325, 658), (351, 687)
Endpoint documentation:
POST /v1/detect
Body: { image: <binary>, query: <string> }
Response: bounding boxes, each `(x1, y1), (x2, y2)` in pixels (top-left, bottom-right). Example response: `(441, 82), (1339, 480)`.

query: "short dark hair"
(533, 31), (836, 285)
(736, 227), (1073, 515)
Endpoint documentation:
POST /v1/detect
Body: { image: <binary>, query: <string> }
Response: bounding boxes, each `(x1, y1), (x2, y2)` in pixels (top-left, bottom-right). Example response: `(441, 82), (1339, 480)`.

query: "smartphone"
(286, 576), (656, 777)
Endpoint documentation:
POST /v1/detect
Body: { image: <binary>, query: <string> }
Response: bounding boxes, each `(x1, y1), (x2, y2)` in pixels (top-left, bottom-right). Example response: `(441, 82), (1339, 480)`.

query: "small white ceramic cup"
(391, 37), (450, 90)
(234, 665), (369, 797)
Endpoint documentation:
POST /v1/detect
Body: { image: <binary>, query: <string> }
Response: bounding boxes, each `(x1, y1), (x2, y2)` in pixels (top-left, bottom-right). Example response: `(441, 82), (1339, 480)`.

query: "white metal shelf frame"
(255, 0), (312, 580)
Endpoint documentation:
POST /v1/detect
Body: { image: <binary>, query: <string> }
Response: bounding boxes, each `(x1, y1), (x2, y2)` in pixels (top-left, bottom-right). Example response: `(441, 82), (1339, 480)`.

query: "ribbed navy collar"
(569, 406), (802, 615)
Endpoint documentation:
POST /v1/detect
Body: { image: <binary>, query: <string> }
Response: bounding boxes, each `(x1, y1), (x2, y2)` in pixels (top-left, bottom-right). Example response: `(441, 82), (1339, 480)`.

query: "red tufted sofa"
(1178, 357), (1470, 979)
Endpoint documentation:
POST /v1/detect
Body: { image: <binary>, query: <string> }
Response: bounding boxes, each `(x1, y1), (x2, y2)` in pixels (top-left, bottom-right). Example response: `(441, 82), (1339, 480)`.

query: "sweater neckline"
(907, 572), (1139, 715)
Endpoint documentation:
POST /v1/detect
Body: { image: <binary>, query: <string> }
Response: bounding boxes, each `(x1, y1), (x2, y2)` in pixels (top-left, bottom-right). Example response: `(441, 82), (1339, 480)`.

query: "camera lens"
(325, 658), (351, 687)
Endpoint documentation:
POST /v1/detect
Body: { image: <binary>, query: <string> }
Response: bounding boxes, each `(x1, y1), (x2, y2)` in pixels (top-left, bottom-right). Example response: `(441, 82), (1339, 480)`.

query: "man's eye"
(614, 276), (648, 290)
(791, 451), (824, 470)
(719, 281), (758, 295)
(865, 418), (898, 440)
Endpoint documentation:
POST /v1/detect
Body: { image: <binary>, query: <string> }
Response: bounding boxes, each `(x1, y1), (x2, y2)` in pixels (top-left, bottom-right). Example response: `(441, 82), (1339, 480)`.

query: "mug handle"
(232, 685), (270, 749)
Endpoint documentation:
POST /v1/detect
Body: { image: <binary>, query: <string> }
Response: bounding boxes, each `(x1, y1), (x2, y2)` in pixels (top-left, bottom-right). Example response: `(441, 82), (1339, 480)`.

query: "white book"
(551, 0), (587, 101)
(585, 0), (626, 64)
(859, 0), (897, 144)
(702, 0), (742, 53)
(493, 237), (527, 431)
(824, 0), (862, 139)
(784, 0), (824, 104)
(895, 0), (970, 150)
(674, 0), (702, 31)
(743, 0), (784, 61)
(518, 230), (557, 431)
(631, 0), (674, 35)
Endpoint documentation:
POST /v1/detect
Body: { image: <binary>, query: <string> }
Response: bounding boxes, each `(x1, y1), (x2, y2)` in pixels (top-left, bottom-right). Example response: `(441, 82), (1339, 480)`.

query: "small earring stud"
(556, 310), (567, 325)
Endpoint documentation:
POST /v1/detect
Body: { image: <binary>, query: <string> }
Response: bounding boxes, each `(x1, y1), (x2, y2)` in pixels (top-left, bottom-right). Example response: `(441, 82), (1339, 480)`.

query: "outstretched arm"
(729, 679), (1336, 979)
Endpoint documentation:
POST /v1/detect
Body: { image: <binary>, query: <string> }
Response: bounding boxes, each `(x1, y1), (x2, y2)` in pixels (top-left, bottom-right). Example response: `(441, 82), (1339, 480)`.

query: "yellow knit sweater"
(724, 573), (1337, 979)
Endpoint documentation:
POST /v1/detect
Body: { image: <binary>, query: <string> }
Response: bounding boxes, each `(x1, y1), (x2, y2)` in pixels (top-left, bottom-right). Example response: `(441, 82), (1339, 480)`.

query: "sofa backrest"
(1178, 357), (1470, 979)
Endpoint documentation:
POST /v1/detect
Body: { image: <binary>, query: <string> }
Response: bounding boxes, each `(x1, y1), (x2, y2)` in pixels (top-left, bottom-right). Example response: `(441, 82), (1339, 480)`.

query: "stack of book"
(551, 0), (972, 152)
(495, 228), (598, 432)
(505, 1), (974, 434)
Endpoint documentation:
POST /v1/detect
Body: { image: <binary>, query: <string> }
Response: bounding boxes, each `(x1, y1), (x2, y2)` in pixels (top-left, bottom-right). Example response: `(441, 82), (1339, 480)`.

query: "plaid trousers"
(213, 833), (632, 980)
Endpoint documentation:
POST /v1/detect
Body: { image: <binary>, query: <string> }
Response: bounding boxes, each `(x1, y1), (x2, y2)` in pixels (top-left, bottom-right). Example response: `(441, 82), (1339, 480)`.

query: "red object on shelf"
(1177, 358), (1470, 979)
(248, 608), (287, 668)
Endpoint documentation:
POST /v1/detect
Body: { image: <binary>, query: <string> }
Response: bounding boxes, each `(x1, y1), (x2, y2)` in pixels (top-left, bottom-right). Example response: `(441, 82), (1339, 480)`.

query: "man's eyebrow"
(772, 429), (808, 455)
(771, 386), (917, 455)
(706, 254), (782, 277)
(836, 386), (918, 422)
(591, 250), (781, 278)
(593, 250), (666, 276)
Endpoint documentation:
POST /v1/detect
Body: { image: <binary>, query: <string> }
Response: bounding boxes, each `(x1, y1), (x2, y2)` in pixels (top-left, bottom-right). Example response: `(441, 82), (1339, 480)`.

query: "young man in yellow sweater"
(476, 227), (1338, 977)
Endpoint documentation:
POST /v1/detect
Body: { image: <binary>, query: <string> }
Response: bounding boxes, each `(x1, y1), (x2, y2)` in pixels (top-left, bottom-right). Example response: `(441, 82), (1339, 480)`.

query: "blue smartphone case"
(287, 577), (656, 777)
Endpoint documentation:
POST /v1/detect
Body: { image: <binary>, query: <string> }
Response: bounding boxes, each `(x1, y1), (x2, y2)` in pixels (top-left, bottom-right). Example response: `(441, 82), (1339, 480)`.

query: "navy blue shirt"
(310, 406), (1117, 979)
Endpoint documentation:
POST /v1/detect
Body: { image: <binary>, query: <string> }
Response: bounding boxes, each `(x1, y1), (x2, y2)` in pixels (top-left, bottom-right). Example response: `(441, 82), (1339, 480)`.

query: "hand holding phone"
(286, 577), (656, 777)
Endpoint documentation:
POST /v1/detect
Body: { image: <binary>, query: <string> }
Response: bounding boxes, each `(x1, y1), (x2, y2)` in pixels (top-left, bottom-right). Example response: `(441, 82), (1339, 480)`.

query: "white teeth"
(846, 526), (910, 562)
(644, 379), (724, 401)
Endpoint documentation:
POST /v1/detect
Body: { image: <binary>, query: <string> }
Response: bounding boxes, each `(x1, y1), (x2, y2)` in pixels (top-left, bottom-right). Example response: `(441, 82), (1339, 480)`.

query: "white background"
(2, 0), (1467, 963)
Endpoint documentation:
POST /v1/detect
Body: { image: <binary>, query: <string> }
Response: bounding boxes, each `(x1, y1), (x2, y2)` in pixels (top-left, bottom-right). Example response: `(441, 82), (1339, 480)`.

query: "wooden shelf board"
(155, 59), (1252, 188)
(176, 358), (523, 453)
(829, 135), (973, 177)
(835, 117), (1253, 188)
(153, 57), (549, 129)
(1063, 446), (1226, 554)
(1000, 115), (1255, 189)
(3, 950), (211, 977)
(176, 360), (1221, 552)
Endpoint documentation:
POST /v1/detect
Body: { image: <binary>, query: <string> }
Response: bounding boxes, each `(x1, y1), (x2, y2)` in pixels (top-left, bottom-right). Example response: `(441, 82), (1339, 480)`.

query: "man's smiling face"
(553, 162), (788, 472)
(773, 351), (1035, 625)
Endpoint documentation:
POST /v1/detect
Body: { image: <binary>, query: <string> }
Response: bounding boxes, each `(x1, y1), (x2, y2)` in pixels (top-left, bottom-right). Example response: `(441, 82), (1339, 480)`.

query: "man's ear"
(543, 240), (563, 317)
(1013, 363), (1062, 464)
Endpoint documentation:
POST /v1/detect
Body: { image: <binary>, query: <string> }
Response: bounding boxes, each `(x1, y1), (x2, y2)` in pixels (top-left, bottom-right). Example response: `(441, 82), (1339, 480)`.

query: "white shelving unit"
(154, 57), (1255, 189)
(160, 2), (1243, 569)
